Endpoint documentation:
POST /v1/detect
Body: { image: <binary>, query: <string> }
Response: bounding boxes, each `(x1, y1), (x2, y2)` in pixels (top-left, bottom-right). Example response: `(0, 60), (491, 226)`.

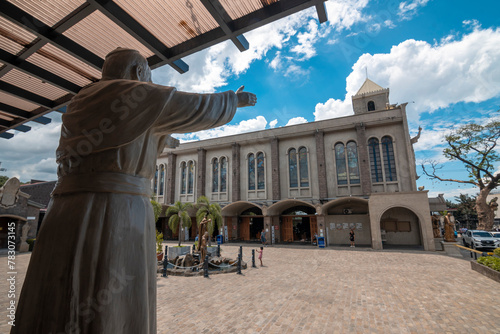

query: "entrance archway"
(280, 206), (317, 244)
(380, 207), (422, 249)
(239, 207), (263, 242)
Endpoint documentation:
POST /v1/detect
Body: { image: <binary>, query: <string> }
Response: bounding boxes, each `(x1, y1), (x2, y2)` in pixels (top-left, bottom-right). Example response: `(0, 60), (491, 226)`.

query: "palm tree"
(166, 201), (193, 247)
(196, 196), (222, 246)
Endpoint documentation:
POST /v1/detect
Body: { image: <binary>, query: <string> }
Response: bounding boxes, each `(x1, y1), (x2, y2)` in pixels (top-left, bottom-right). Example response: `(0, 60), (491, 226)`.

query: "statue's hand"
(236, 86), (257, 108)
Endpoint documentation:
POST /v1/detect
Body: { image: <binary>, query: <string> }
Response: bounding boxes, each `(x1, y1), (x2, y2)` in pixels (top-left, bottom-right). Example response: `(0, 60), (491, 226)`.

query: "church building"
(154, 79), (436, 251)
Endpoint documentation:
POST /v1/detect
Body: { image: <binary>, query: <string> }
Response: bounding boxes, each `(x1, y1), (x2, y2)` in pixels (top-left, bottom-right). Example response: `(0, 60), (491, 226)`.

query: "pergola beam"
(0, 82), (55, 109)
(315, 2), (328, 23)
(88, 0), (189, 74)
(0, 103), (51, 125)
(200, 0), (249, 52)
(0, 0), (103, 70)
(0, 49), (81, 94)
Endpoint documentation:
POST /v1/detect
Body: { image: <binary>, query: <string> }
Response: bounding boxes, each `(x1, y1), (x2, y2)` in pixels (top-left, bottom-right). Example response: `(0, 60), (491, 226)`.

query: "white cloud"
(174, 116), (269, 142)
(325, 0), (370, 32)
(314, 98), (353, 120)
(269, 119), (278, 128)
(398, 0), (430, 21)
(315, 26), (500, 123)
(285, 117), (308, 126)
(153, 0), (372, 93)
(0, 114), (61, 182)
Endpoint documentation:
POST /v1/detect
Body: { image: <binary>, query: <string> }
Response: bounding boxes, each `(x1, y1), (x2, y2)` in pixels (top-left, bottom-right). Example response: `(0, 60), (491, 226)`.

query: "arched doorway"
(280, 206), (317, 244)
(322, 198), (370, 246)
(380, 207), (422, 249)
(239, 207), (264, 242)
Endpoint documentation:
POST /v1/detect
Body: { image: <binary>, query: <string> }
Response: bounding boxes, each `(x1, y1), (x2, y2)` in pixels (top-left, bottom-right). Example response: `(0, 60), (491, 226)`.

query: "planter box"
(168, 246), (191, 260)
(471, 261), (500, 283)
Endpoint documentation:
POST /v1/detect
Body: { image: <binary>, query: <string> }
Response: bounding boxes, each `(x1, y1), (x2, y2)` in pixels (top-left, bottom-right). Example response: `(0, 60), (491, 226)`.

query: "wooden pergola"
(0, 0), (327, 139)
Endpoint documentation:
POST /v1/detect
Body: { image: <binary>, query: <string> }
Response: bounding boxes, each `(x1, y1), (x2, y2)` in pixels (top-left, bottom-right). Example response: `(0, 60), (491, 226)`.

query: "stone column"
(232, 143), (241, 202)
(271, 138), (280, 201)
(315, 130), (328, 200)
(166, 152), (177, 205)
(197, 148), (206, 199)
(355, 123), (372, 196)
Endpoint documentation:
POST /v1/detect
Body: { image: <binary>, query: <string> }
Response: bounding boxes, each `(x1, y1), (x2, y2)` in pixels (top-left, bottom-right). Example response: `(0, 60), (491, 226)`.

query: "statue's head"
(101, 48), (151, 82)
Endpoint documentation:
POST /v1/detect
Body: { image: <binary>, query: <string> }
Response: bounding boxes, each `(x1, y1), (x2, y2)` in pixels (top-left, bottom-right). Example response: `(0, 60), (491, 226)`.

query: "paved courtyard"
(1, 243), (499, 333)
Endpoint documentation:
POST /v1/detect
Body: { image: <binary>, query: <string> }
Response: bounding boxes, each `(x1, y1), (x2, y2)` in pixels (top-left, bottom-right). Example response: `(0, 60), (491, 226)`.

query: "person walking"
(349, 228), (355, 247)
(260, 229), (266, 246)
(256, 246), (264, 266)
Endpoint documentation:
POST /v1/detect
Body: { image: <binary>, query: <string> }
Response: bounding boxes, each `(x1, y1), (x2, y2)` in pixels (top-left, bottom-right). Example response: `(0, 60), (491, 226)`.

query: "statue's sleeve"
(153, 90), (238, 134)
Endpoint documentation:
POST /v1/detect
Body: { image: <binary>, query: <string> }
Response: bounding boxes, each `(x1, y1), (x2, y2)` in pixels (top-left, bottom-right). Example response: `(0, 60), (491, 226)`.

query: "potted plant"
(156, 231), (164, 261)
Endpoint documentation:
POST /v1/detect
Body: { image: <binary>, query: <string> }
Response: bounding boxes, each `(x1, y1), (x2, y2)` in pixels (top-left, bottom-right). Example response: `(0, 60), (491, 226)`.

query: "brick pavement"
(1, 243), (500, 334)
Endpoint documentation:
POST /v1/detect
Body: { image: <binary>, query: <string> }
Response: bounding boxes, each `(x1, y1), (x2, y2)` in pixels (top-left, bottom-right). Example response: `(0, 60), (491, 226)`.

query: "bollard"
(163, 245), (168, 277)
(237, 253), (242, 275)
(217, 244), (221, 257)
(252, 249), (256, 268)
(204, 255), (209, 278)
(239, 245), (243, 259)
(192, 244), (196, 253)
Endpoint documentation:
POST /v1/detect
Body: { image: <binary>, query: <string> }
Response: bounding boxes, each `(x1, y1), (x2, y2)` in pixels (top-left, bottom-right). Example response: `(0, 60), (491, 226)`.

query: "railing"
(455, 244), (493, 260)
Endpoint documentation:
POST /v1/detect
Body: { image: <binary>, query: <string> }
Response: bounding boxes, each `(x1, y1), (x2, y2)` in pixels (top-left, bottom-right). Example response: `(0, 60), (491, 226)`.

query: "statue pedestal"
(434, 238), (444, 251)
(440, 241), (462, 257)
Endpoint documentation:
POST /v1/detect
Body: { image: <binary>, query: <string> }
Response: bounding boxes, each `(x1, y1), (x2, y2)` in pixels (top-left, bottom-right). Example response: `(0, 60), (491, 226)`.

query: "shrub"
(478, 256), (500, 272)
(494, 248), (500, 257)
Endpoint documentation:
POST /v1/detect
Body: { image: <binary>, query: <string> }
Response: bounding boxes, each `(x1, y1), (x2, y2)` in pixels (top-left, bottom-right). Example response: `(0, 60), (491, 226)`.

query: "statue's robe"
(13, 79), (237, 334)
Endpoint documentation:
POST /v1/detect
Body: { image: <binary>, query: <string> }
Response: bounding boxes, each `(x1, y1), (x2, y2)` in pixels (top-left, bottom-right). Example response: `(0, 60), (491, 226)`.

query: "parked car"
(462, 230), (500, 250)
(490, 231), (500, 239)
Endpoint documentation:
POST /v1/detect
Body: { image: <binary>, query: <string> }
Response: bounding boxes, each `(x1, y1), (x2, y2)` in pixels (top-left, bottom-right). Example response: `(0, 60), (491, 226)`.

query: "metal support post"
(217, 244), (221, 257)
(204, 255), (209, 278)
(252, 249), (256, 268)
(237, 253), (242, 275)
(162, 245), (168, 277)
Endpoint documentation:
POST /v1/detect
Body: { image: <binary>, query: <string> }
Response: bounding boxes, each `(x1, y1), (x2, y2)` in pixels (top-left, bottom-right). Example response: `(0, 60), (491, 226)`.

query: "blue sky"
(1, 0), (499, 202)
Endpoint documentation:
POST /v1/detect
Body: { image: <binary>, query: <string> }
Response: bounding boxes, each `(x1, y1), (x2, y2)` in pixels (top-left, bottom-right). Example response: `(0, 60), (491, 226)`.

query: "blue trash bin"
(216, 235), (223, 245)
(317, 237), (325, 248)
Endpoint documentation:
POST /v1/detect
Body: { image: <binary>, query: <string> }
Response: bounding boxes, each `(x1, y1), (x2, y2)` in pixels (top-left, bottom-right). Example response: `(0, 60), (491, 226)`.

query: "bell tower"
(351, 78), (390, 115)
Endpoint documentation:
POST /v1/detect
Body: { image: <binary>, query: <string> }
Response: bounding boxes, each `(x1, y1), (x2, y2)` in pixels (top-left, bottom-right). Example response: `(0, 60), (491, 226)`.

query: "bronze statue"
(12, 48), (257, 334)
(443, 212), (456, 242)
(200, 231), (209, 261)
(197, 217), (210, 251)
(431, 214), (441, 238)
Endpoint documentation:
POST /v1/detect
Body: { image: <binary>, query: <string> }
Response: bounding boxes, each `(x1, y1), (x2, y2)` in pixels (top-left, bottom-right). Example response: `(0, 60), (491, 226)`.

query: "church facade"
(154, 79), (435, 250)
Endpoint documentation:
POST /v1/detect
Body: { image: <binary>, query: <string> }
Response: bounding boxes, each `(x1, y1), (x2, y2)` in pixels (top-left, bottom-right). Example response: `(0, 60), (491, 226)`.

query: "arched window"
(212, 158), (219, 193)
(154, 166), (158, 194)
(180, 162), (186, 194)
(220, 157), (227, 192)
(248, 153), (255, 190)
(346, 141), (360, 184)
(257, 152), (265, 190)
(187, 161), (194, 194)
(335, 143), (347, 185)
(299, 147), (309, 187)
(367, 101), (375, 111)
(159, 165), (165, 195)
(382, 136), (397, 181)
(288, 148), (298, 188)
(369, 138), (383, 183)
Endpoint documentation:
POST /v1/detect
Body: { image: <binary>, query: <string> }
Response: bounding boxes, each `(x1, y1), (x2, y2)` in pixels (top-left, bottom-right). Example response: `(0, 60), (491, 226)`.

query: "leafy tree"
(195, 196), (222, 246)
(422, 120), (500, 230)
(166, 201), (193, 247)
(0, 175), (8, 187)
(448, 194), (478, 229)
(151, 199), (162, 223)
